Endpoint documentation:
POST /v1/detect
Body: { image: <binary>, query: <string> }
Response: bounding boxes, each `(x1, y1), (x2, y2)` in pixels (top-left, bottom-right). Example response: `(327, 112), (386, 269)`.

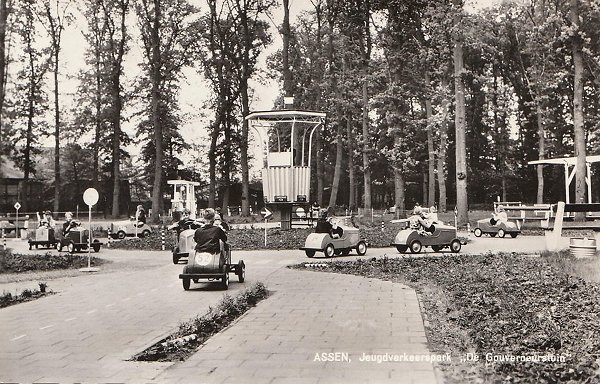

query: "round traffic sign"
(83, 188), (99, 206)
(14, 202), (21, 210)
(295, 207), (306, 218)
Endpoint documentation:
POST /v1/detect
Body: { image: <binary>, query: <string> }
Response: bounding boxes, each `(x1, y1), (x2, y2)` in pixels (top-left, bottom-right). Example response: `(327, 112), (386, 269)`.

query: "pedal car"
(473, 219), (520, 238)
(179, 243), (245, 290)
(172, 228), (195, 264)
(27, 226), (59, 250)
(392, 222), (461, 253)
(300, 225), (368, 258)
(57, 226), (102, 254)
(109, 219), (152, 239)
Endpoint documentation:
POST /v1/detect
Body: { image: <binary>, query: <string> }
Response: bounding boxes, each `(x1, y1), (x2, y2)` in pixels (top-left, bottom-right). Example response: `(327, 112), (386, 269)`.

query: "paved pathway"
(156, 269), (438, 384)
(0, 234), (570, 383)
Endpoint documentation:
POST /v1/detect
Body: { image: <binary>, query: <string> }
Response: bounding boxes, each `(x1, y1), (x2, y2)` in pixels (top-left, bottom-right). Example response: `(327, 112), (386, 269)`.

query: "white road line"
(87, 309), (97, 314)
(11, 334), (26, 341)
(65, 317), (77, 322)
(39, 325), (55, 330)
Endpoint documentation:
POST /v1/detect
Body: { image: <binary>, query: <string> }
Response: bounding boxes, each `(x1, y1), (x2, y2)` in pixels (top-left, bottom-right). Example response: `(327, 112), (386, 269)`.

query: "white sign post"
(14, 202), (21, 239)
(80, 188), (100, 272)
(261, 208), (272, 246)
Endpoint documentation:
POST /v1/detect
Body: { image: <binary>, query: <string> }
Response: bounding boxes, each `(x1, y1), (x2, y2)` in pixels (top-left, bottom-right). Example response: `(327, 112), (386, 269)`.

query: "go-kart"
(473, 218), (520, 238)
(57, 226), (102, 254)
(392, 221), (461, 254)
(179, 243), (245, 290)
(27, 226), (59, 250)
(109, 219), (152, 239)
(172, 228), (195, 264)
(300, 225), (368, 258)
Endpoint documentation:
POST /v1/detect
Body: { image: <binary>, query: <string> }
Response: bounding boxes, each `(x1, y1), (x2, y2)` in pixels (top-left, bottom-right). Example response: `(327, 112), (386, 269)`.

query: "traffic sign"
(261, 207), (273, 220)
(83, 188), (99, 207)
(14, 202), (21, 210)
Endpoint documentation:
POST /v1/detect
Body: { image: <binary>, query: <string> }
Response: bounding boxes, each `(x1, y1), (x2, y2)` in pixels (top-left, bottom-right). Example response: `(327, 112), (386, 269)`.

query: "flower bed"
(293, 253), (600, 383)
(0, 248), (108, 274)
(132, 282), (269, 362)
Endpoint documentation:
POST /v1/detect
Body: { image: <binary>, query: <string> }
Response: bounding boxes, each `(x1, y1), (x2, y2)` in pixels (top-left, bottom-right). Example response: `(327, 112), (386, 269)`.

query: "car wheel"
(324, 244), (335, 258)
(237, 261), (245, 283)
(141, 229), (151, 238)
(356, 241), (367, 256)
(497, 228), (506, 238)
(57, 242), (63, 252)
(396, 245), (408, 253)
(342, 249), (351, 256)
(173, 253), (180, 264)
(510, 233), (518, 238)
(490, 233), (497, 237)
(28, 242), (32, 250)
(221, 272), (229, 290)
(305, 250), (316, 258)
(92, 244), (100, 253)
(474, 228), (482, 237)
(67, 241), (76, 254)
(409, 241), (422, 254)
(117, 231), (126, 239)
(450, 239), (461, 253)
(182, 278), (190, 291)
(431, 245), (442, 252)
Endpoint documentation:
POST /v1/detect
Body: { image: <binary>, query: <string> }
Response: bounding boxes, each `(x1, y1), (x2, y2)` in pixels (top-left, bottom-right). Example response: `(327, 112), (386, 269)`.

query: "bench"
(498, 204), (552, 229)
(543, 203), (600, 251)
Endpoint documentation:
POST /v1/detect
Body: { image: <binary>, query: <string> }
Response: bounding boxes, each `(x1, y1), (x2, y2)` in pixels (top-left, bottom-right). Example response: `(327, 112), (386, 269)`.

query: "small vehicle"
(110, 219), (152, 239)
(179, 243), (245, 290)
(392, 221), (461, 254)
(57, 226), (102, 254)
(28, 226), (59, 250)
(172, 228), (195, 264)
(473, 219), (520, 238)
(300, 225), (368, 258)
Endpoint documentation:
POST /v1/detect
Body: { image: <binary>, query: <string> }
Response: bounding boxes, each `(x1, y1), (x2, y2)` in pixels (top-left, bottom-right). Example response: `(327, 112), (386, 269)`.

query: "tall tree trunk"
(52, 44), (60, 213)
(328, 121), (343, 207)
(571, 0), (586, 220)
(282, 0), (291, 98)
(239, 1), (251, 216)
(346, 113), (355, 210)
(208, 120), (219, 208)
(394, 167), (405, 213)
(536, 103), (545, 204)
(361, 78), (371, 211)
(316, 127), (324, 206)
(150, 0), (162, 223)
(425, 72), (435, 207)
(437, 87), (448, 212)
(453, 0), (468, 226)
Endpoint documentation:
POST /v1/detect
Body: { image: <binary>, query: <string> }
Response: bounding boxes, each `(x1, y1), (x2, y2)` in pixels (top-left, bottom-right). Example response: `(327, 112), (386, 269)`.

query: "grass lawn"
(293, 252), (600, 383)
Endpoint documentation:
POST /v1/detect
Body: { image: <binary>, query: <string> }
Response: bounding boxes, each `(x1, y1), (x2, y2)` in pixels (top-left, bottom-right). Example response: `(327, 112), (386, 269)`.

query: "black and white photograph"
(0, 0), (599, 382)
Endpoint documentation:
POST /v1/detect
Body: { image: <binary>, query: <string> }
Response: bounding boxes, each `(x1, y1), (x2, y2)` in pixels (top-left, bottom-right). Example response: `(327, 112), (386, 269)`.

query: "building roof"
(529, 155), (600, 166)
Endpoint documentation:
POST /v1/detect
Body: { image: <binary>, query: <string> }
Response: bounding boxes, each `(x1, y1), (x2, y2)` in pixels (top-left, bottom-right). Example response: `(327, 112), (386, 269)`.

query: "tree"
(570, 0), (586, 218)
(40, 0), (72, 212)
(452, 0), (468, 225)
(136, 0), (195, 222)
(0, 0), (10, 141)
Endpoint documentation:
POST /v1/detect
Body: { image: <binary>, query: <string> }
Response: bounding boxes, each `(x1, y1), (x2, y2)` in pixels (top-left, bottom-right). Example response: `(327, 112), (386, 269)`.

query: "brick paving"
(155, 268), (439, 384)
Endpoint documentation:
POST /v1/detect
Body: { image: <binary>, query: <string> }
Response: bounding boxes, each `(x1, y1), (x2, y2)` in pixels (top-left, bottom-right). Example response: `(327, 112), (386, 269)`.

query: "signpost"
(261, 208), (272, 246)
(80, 188), (100, 272)
(14, 202), (21, 239)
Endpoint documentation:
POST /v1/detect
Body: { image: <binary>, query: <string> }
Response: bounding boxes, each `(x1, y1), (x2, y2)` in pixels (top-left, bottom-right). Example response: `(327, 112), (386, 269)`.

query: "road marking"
(11, 334), (26, 341)
(65, 317), (77, 322)
(39, 325), (55, 330)
(87, 309), (97, 314)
